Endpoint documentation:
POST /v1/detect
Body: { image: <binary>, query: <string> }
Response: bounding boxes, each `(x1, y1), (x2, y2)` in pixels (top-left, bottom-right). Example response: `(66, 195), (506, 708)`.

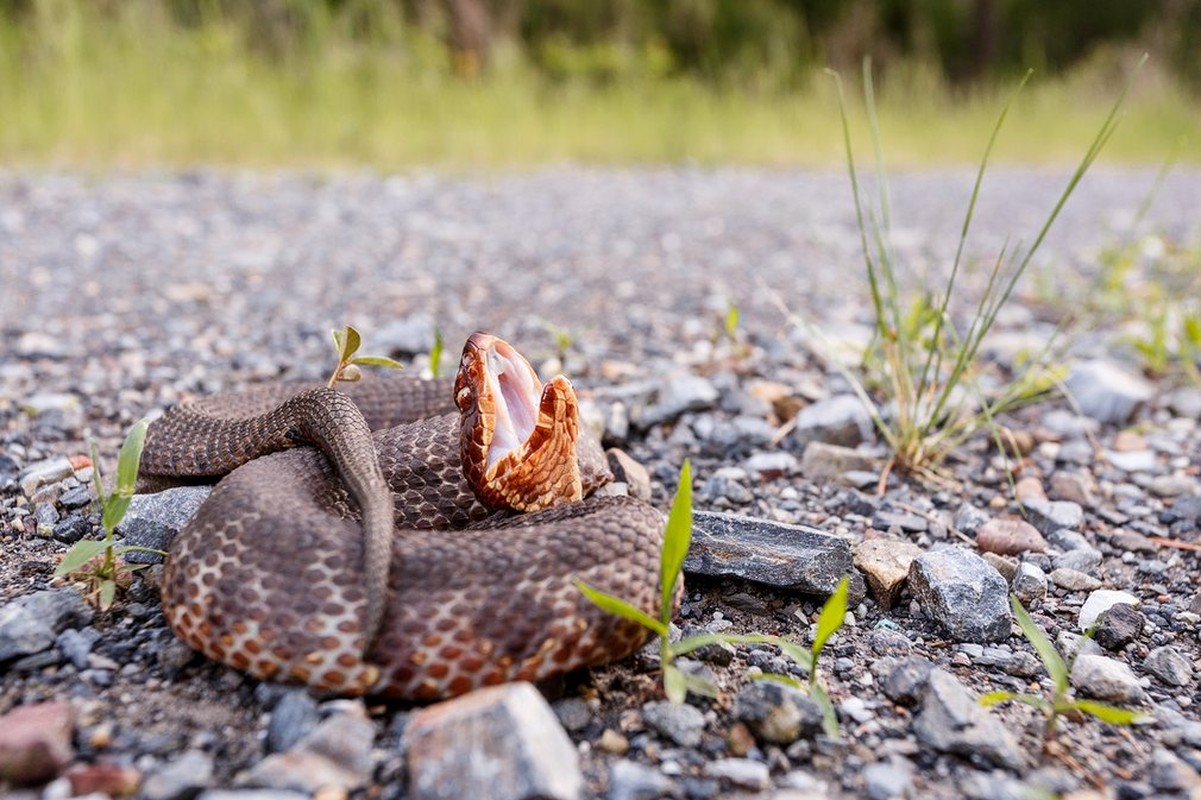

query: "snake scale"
(138, 333), (671, 700)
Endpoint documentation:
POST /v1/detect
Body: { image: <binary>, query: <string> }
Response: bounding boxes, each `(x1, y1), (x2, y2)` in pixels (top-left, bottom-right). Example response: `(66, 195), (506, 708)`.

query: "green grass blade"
(659, 459), (692, 626)
(681, 671), (721, 699)
(663, 663), (687, 704)
(752, 673), (807, 690)
(977, 690), (1019, 707)
(575, 578), (668, 637)
(1072, 700), (1152, 726)
(55, 539), (110, 576)
(102, 495), (133, 533)
(810, 681), (840, 739)
(429, 328), (444, 379)
(811, 576), (849, 664)
(1011, 595), (1069, 693)
(113, 544), (169, 557)
(98, 579), (117, 611)
(115, 418), (148, 496)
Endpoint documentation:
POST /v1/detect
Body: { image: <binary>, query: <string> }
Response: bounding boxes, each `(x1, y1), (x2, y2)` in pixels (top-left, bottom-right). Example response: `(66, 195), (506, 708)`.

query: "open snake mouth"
(484, 343), (540, 468)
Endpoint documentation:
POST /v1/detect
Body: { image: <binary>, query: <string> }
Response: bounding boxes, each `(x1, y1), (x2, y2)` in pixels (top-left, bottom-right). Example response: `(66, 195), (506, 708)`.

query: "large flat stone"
(685, 511), (853, 595)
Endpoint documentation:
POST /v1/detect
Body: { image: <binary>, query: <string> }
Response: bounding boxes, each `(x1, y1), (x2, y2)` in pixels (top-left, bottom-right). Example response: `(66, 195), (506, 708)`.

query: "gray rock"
(243, 703), (375, 794)
(265, 690), (321, 754)
(1093, 604), (1144, 651)
(882, 657), (934, 707)
(1047, 568), (1101, 592)
(1045, 528), (1093, 552)
(1011, 562), (1047, 604)
(954, 504), (990, 536)
(1144, 646), (1193, 686)
(1056, 632), (1103, 663)
(912, 669), (1025, 770)
(18, 456), (76, 498)
(908, 548), (1011, 643)
(705, 758), (770, 791)
(1079, 590), (1140, 631)
(640, 375), (719, 427)
(790, 394), (873, 449)
(799, 441), (878, 480)
(1050, 548), (1102, 574)
(1070, 654), (1144, 704)
(863, 758), (914, 800)
(58, 485), (92, 509)
(551, 697), (592, 733)
(141, 751), (215, 800)
(198, 793), (308, 800)
(406, 682), (583, 800)
(0, 589), (93, 663)
(56, 627), (100, 670)
(1172, 494), (1201, 522)
(852, 539), (922, 609)
(740, 451), (799, 477)
(871, 509), (927, 533)
(686, 511), (853, 595)
(607, 760), (675, 800)
(1167, 386), (1201, 419)
(731, 681), (824, 744)
(373, 312), (436, 356)
(1105, 449), (1159, 474)
(642, 701), (705, 748)
(119, 487), (212, 563)
(1148, 748), (1201, 793)
(1064, 359), (1153, 424)
(52, 515), (91, 544)
(1021, 498), (1084, 535)
(20, 392), (80, 416)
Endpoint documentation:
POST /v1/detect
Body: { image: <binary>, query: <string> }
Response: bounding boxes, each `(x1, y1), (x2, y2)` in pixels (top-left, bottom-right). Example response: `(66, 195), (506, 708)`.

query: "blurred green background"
(1, 0), (1197, 167)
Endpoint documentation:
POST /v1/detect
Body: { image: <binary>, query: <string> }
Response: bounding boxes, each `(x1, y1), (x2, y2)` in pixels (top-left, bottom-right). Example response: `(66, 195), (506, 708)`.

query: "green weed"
(327, 325), (403, 387)
(979, 596), (1150, 753)
(827, 57), (1142, 485)
(427, 328), (445, 380)
(55, 420), (162, 610)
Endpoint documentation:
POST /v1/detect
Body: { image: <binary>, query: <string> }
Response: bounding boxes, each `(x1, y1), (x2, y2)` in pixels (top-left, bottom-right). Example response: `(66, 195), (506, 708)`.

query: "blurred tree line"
(4, 0), (1199, 90)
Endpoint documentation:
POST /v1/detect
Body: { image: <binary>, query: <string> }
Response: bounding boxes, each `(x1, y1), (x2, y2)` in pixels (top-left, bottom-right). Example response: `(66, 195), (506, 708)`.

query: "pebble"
(912, 669), (1025, 770)
(1070, 654), (1145, 704)
(1011, 562), (1048, 603)
(1047, 568), (1102, 592)
(741, 452), (799, 478)
(685, 511), (853, 594)
(56, 627), (101, 670)
(1051, 547), (1102, 574)
(52, 514), (91, 544)
(641, 701), (706, 748)
(552, 698), (593, 733)
(882, 657), (934, 707)
(1079, 590), (1141, 631)
(141, 751), (215, 800)
(1049, 471), (1097, 506)
(789, 394), (873, 449)
(852, 539), (922, 609)
(1013, 476), (1046, 503)
(243, 703), (374, 794)
(799, 441), (878, 480)
(862, 758), (914, 800)
(640, 375), (719, 427)
(1144, 646), (1194, 686)
(731, 681), (824, 745)
(1106, 449), (1159, 474)
(118, 487), (213, 562)
(1092, 603), (1145, 651)
(975, 518), (1047, 555)
(607, 759), (674, 800)
(406, 683), (583, 800)
(1064, 360), (1154, 424)
(0, 588), (94, 663)
(1021, 498), (1084, 534)
(373, 312), (436, 356)
(907, 548), (1011, 643)
(1149, 748), (1201, 793)
(0, 701), (74, 786)
(705, 758), (770, 790)
(199, 792), (308, 800)
(265, 690), (321, 754)
(18, 456), (78, 498)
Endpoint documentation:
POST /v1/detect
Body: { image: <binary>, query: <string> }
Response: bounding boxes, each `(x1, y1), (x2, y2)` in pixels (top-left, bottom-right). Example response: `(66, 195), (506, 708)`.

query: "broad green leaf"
(810, 681), (840, 739)
(812, 576), (849, 664)
(102, 494), (133, 534)
(352, 355), (404, 369)
(681, 671), (721, 699)
(115, 418), (148, 496)
(663, 663), (687, 704)
(429, 328), (444, 379)
(575, 579), (668, 637)
(659, 459), (692, 627)
(1072, 700), (1152, 726)
(98, 579), (116, 611)
(1010, 595), (1069, 693)
(55, 539), (111, 576)
(751, 673), (807, 690)
(332, 327), (345, 354)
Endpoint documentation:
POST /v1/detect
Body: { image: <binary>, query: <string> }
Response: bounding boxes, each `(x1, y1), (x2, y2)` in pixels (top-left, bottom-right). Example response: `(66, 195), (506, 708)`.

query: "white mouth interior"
(485, 347), (539, 468)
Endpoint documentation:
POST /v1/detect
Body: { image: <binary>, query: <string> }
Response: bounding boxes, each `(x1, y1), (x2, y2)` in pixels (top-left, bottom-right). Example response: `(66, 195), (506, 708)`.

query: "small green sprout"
(723, 301), (740, 342)
(978, 596), (1151, 752)
(328, 325), (404, 387)
(427, 327), (445, 379)
(56, 419), (164, 610)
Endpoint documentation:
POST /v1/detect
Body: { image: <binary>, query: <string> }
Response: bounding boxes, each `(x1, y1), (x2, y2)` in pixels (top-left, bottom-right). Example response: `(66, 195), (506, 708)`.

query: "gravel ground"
(2, 166), (1201, 800)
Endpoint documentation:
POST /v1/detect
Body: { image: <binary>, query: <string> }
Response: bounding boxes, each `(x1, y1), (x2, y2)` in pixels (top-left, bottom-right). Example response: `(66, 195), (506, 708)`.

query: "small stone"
(406, 683), (582, 800)
(1106, 449), (1159, 474)
(1051, 547), (1102, 574)
(1070, 654), (1144, 704)
(979, 552), (1018, 582)
(908, 548), (1011, 643)
(19, 456), (77, 498)
(954, 504), (990, 536)
(1079, 590), (1140, 631)
(852, 539), (922, 609)
(198, 792), (308, 800)
(726, 722), (755, 757)
(790, 394), (873, 449)
(1144, 646), (1193, 686)
(65, 763), (141, 798)
(1057, 631), (1103, 663)
(912, 669), (1025, 770)
(597, 729), (629, 755)
(373, 312), (436, 356)
(686, 511), (853, 595)
(1011, 562), (1048, 604)
(244, 703), (374, 794)
(1021, 498), (1084, 535)
(799, 442), (878, 480)
(882, 658), (934, 707)
(56, 627), (101, 670)
(863, 758), (914, 800)
(605, 449), (650, 501)
(640, 375), (719, 426)
(52, 515), (91, 544)
(1064, 360), (1153, 424)
(1147, 474), (1197, 498)
(607, 760), (673, 800)
(552, 698), (592, 733)
(0, 589), (94, 663)
(732, 681), (824, 745)
(1149, 748), (1201, 792)
(141, 751), (215, 800)
(1013, 477), (1046, 503)
(1092, 604), (1144, 651)
(705, 758), (770, 791)
(741, 451), (799, 478)
(1049, 472), (1097, 507)
(1167, 386), (1201, 419)
(975, 518), (1047, 556)
(20, 392), (80, 417)
(871, 509), (927, 533)
(0, 701), (74, 786)
(1047, 568), (1101, 592)
(642, 701), (705, 748)
(266, 690), (321, 754)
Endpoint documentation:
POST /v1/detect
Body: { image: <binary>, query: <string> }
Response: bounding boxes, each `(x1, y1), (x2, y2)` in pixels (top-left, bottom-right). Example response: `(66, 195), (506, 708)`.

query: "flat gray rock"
(912, 668), (1025, 770)
(685, 511), (853, 595)
(908, 548), (1011, 643)
(1065, 359), (1154, 424)
(0, 589), (93, 663)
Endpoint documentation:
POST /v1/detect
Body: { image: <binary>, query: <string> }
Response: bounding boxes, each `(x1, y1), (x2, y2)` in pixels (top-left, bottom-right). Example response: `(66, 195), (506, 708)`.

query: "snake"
(138, 332), (671, 700)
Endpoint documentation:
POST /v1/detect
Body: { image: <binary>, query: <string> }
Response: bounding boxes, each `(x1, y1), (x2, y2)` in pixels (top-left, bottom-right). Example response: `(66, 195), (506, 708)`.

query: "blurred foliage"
(1, 0), (1198, 91)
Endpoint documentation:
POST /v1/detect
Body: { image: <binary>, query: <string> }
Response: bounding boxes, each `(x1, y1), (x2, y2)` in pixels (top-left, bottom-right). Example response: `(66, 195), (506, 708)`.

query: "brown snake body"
(139, 334), (669, 700)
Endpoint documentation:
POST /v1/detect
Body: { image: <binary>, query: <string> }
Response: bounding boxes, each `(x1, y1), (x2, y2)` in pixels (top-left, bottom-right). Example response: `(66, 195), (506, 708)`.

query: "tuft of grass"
(56, 420), (163, 610)
(327, 324), (403, 387)
(426, 328), (445, 380)
(979, 596), (1151, 753)
(826, 56), (1144, 486)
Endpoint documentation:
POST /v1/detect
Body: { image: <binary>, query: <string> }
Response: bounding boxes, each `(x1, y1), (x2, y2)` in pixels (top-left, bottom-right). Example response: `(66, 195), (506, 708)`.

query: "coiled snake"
(139, 333), (669, 700)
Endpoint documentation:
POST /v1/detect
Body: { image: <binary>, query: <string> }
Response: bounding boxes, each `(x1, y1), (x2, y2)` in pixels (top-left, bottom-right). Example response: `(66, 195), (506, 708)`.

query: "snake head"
(456, 332), (583, 511)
